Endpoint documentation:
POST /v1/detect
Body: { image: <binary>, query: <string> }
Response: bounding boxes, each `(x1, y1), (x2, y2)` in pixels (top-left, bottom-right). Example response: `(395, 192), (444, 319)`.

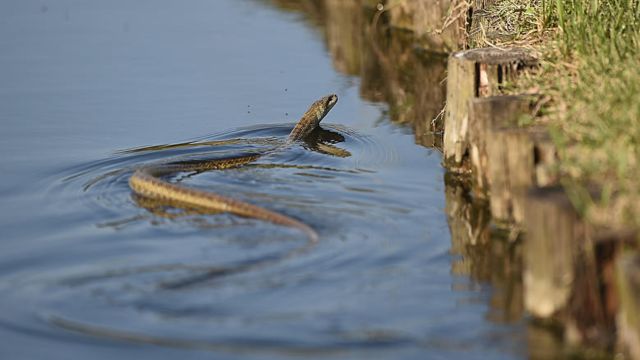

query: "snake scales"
(129, 94), (338, 243)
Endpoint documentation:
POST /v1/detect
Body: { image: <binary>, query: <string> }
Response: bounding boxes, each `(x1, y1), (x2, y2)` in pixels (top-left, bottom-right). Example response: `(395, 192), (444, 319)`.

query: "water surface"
(0, 1), (526, 358)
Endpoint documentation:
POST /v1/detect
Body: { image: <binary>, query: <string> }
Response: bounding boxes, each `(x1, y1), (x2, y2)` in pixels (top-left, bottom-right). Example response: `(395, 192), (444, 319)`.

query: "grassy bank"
(477, 0), (640, 227)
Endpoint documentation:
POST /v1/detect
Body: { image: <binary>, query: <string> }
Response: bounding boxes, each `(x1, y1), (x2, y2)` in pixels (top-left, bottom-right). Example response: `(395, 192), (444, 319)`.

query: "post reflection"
(269, 0), (447, 148)
(445, 173), (525, 325)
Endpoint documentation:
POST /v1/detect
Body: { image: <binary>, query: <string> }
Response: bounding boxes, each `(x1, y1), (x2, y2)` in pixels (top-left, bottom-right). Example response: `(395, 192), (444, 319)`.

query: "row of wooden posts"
(270, 0), (640, 355)
(442, 46), (640, 355)
(366, 0), (640, 353)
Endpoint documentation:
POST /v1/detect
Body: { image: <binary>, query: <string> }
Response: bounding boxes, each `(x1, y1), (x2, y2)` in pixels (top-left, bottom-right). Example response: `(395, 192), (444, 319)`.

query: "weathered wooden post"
(563, 228), (627, 347)
(616, 249), (640, 358)
(468, 95), (533, 196)
(524, 186), (633, 347)
(529, 127), (558, 187)
(488, 126), (557, 224)
(487, 128), (536, 223)
(524, 187), (585, 319)
(465, 95), (557, 224)
(443, 48), (537, 171)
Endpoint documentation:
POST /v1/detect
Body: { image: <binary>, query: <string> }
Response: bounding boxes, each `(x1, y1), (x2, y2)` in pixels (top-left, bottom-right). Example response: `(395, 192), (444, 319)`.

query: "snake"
(129, 94), (338, 243)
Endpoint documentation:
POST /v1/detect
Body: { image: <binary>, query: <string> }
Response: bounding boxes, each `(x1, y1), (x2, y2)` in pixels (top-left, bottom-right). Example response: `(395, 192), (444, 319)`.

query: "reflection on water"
(270, 0), (447, 148)
(444, 174), (524, 325)
(443, 139), (569, 355)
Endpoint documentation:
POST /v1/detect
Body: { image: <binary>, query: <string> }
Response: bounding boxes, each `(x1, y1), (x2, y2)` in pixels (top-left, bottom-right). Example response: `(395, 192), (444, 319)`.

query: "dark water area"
(0, 0), (537, 358)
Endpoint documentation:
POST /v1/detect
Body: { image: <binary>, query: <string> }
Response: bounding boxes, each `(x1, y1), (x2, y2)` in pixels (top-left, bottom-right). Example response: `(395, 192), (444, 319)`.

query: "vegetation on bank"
(476, 0), (640, 227)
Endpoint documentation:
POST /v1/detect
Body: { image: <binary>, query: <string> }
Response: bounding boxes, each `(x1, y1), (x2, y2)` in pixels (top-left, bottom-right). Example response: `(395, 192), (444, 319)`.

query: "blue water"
(0, 1), (527, 358)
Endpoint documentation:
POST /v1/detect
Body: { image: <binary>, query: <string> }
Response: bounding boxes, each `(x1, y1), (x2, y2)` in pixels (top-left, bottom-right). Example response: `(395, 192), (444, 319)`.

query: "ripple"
(5, 122), (433, 354)
(44, 314), (412, 355)
(45, 123), (390, 277)
(325, 124), (399, 170)
(49, 123), (393, 220)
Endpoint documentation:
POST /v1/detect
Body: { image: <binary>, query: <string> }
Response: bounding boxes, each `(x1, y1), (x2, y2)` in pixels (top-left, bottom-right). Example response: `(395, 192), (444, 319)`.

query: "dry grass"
(480, 0), (640, 227)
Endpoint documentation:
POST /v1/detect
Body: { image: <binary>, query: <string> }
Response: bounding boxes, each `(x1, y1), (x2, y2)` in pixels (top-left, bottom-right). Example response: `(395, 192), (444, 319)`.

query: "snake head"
(324, 93), (338, 113)
(314, 94), (338, 122)
(288, 94), (339, 141)
(325, 94), (338, 116)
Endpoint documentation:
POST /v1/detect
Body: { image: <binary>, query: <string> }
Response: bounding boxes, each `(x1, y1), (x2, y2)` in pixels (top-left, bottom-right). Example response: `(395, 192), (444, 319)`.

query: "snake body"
(129, 94), (338, 242)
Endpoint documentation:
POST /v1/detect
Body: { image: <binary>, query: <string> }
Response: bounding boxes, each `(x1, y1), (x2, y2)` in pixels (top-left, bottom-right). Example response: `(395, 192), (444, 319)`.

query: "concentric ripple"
(0, 122), (428, 354)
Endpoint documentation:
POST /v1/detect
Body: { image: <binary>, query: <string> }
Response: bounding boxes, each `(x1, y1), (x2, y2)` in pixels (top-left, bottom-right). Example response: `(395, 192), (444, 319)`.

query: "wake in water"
(50, 123), (391, 289)
(0, 119), (413, 355)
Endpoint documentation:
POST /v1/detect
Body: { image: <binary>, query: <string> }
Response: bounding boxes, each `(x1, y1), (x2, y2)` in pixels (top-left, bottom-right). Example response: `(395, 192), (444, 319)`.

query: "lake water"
(0, 1), (530, 358)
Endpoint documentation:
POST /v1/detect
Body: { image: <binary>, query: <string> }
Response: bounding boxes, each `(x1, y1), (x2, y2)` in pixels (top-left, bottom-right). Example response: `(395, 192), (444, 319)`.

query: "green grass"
(483, 0), (640, 226)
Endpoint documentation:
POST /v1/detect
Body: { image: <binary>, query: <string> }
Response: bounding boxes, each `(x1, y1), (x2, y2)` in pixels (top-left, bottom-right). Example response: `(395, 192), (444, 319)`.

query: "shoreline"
(270, 0), (639, 357)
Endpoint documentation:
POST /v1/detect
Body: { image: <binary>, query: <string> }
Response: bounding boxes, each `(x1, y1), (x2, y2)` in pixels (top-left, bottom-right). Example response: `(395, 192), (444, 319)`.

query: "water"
(0, 1), (528, 358)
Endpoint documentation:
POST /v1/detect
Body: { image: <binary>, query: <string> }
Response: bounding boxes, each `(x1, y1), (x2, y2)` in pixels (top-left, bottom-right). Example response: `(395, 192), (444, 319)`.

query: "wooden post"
(523, 186), (586, 320)
(487, 127), (557, 224)
(488, 128), (535, 224)
(488, 126), (557, 224)
(444, 51), (476, 170)
(529, 127), (558, 187)
(443, 48), (537, 171)
(468, 95), (533, 197)
(616, 249), (640, 358)
(463, 96), (557, 224)
(524, 186), (633, 348)
(562, 228), (629, 347)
